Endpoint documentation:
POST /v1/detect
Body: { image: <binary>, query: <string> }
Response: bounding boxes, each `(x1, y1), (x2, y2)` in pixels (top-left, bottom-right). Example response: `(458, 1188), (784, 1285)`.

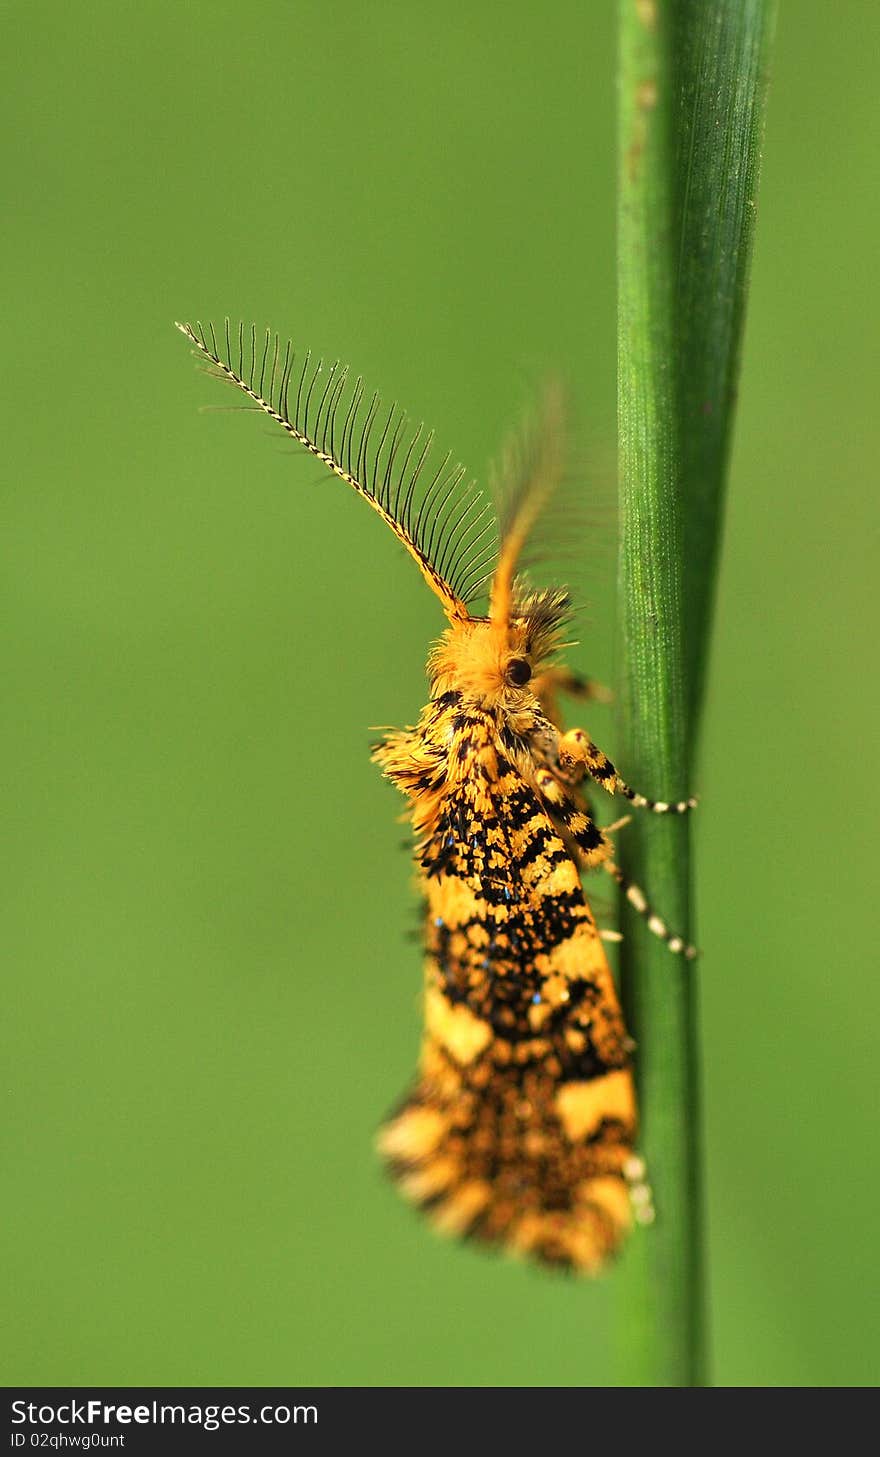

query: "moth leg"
(533, 767), (612, 869)
(556, 727), (697, 814)
(603, 858), (698, 960)
(558, 668), (613, 704)
(624, 1155), (655, 1226)
(542, 779), (696, 960)
(534, 665), (612, 725)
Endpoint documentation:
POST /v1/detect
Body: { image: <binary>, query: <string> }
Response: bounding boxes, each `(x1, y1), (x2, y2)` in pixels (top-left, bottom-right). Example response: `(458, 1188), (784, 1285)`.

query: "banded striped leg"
(557, 727), (697, 814)
(535, 669), (611, 738)
(534, 665), (613, 722)
(535, 768), (696, 960)
(623, 1154), (656, 1225)
(553, 667), (613, 702)
(603, 859), (698, 960)
(533, 767), (612, 870)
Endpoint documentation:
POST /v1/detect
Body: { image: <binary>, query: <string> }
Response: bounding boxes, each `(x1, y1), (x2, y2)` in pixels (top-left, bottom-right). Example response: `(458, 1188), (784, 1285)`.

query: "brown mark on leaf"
(626, 76), (659, 183)
(636, 0), (657, 29)
(625, 122), (643, 184)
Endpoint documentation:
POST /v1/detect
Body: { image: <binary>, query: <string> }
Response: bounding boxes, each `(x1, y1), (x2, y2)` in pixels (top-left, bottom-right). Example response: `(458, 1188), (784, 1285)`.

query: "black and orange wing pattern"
(375, 692), (638, 1271)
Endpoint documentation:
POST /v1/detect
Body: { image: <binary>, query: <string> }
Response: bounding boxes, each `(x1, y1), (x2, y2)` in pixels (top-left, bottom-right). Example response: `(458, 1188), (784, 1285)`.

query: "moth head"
(429, 585), (570, 703)
(176, 324), (570, 686)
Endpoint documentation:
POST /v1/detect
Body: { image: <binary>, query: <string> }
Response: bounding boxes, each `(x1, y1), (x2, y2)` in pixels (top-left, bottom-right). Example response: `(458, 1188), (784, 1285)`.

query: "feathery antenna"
(176, 320), (499, 621)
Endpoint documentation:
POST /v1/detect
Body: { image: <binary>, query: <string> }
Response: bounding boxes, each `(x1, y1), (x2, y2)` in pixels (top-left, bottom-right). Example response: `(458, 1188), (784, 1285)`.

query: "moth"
(177, 320), (695, 1273)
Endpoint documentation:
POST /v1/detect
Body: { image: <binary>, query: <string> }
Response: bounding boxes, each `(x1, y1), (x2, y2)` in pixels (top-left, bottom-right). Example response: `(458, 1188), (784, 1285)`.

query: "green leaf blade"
(614, 0), (776, 1387)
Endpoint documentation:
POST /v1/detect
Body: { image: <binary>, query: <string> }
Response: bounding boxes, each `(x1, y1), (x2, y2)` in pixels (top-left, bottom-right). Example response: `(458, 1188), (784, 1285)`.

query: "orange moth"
(177, 321), (695, 1271)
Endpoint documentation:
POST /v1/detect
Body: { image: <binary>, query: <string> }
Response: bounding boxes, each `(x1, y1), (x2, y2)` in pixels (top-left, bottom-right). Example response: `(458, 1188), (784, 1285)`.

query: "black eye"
(507, 658), (532, 687)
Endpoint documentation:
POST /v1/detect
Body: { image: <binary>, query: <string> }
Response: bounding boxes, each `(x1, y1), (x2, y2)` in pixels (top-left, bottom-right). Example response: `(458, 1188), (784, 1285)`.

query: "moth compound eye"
(507, 658), (532, 687)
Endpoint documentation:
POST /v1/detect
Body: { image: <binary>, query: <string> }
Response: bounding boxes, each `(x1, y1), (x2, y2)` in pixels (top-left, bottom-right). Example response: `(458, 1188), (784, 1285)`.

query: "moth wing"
(381, 727), (638, 1271)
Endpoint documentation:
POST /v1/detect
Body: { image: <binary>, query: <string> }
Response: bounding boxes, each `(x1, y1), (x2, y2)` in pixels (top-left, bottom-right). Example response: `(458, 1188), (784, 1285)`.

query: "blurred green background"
(3, 1), (877, 1388)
